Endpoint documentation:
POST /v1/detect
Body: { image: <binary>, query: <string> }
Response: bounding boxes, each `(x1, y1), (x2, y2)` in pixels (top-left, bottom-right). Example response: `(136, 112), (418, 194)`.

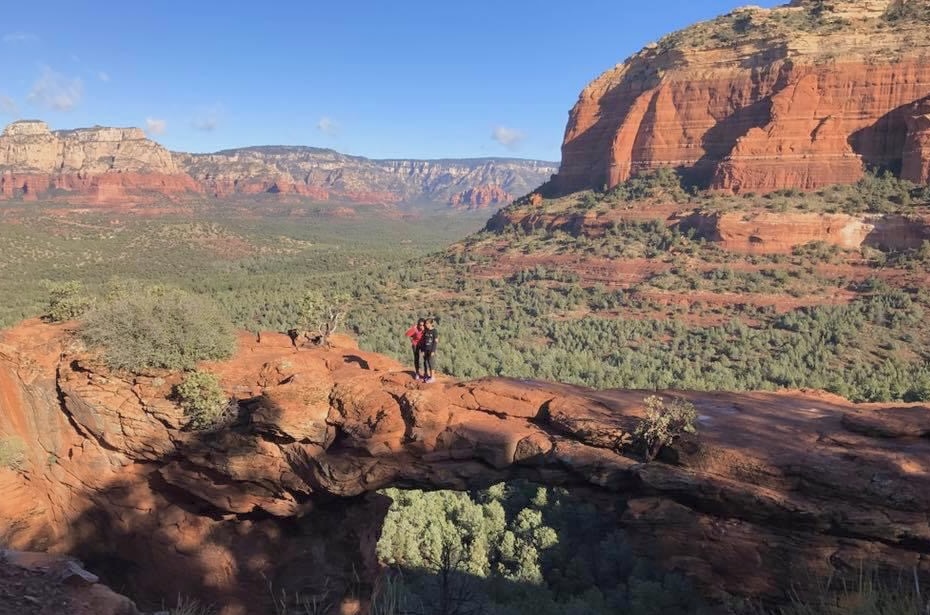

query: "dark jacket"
(418, 328), (438, 353)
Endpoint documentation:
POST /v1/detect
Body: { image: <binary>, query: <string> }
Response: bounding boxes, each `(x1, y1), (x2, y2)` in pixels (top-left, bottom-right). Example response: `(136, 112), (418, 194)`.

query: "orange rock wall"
(555, 0), (930, 196)
(557, 59), (930, 195)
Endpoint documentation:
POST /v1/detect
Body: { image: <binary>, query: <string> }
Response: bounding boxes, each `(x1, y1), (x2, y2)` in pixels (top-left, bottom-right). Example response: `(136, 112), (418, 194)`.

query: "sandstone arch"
(1, 322), (928, 613)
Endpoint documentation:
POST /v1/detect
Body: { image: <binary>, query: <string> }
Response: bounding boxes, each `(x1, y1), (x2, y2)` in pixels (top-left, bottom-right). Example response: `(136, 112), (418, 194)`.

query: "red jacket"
(405, 324), (423, 347)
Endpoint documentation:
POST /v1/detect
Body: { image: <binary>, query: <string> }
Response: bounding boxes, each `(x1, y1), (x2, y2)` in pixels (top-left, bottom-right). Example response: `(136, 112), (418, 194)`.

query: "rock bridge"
(1, 321), (928, 614)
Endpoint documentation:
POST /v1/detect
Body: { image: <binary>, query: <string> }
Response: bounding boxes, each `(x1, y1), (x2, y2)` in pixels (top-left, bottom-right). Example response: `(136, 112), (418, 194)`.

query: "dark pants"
(412, 346), (421, 375)
(422, 350), (434, 378)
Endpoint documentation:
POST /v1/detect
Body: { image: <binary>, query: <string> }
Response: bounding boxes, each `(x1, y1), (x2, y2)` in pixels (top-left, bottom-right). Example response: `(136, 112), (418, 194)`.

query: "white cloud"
(98, 71), (110, 82)
(0, 95), (17, 114)
(317, 116), (339, 136)
(192, 105), (222, 132)
(145, 117), (167, 136)
(3, 32), (38, 44)
(27, 66), (83, 111)
(491, 125), (526, 150)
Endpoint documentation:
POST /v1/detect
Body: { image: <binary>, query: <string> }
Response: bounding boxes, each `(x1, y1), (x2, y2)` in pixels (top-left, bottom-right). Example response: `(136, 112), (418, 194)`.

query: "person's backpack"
(419, 328), (437, 352)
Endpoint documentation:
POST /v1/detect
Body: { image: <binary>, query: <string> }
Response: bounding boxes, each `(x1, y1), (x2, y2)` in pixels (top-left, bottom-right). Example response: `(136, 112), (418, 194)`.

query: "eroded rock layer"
(488, 197), (930, 254)
(553, 0), (930, 194)
(1, 321), (928, 613)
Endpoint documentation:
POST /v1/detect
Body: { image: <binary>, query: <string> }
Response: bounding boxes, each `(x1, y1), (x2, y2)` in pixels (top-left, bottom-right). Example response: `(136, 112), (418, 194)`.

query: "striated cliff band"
(0, 120), (556, 207)
(552, 0), (930, 195)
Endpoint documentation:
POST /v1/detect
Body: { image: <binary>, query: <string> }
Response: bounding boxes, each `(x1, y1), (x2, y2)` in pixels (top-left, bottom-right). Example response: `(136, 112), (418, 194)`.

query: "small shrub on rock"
(175, 371), (228, 430)
(81, 286), (235, 372)
(0, 436), (26, 470)
(633, 395), (698, 461)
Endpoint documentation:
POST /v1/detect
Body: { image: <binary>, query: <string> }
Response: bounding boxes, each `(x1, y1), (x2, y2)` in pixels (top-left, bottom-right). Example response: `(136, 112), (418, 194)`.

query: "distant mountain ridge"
(175, 145), (557, 206)
(0, 120), (557, 207)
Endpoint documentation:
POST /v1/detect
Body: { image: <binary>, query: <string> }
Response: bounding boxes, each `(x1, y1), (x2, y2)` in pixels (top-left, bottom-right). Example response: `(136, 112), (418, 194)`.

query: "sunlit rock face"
(553, 0), (930, 195)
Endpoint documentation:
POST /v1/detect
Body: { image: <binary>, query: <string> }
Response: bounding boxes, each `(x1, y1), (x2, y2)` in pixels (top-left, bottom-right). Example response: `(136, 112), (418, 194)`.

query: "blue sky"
(0, 0), (780, 161)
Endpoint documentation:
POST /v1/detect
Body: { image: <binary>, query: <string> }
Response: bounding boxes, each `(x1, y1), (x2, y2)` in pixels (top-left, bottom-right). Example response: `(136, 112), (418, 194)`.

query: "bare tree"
(296, 290), (351, 347)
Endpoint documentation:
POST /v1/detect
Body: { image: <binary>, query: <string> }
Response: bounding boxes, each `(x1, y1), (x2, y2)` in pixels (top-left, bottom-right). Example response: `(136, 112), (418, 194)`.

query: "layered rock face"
(175, 147), (556, 205)
(680, 210), (930, 253)
(488, 196), (930, 254)
(0, 121), (200, 202)
(0, 121), (557, 206)
(553, 0), (930, 194)
(1, 321), (929, 613)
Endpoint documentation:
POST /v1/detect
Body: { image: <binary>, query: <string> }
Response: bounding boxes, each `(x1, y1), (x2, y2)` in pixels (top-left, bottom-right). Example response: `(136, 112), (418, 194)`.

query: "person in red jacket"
(405, 318), (426, 380)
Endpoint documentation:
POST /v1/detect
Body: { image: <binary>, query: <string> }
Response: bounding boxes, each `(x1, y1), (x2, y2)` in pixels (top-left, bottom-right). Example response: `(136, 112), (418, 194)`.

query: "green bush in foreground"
(43, 280), (95, 322)
(174, 371), (228, 430)
(81, 286), (236, 372)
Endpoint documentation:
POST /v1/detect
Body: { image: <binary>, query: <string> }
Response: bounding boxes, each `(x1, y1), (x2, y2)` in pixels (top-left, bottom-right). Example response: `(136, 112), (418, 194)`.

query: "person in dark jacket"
(405, 318), (426, 380)
(418, 318), (439, 383)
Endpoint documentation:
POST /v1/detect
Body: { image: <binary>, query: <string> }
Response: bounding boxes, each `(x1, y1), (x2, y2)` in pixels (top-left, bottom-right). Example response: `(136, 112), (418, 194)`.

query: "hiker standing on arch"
(405, 318), (426, 380)
(418, 318), (439, 383)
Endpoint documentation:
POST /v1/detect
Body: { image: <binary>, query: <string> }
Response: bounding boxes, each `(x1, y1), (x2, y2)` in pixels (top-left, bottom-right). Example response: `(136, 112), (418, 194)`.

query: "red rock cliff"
(553, 0), (930, 194)
(0, 121), (201, 203)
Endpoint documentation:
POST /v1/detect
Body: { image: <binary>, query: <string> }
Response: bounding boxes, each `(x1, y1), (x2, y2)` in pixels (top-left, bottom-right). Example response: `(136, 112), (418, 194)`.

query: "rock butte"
(0, 121), (556, 206)
(551, 0), (930, 195)
(1, 321), (928, 614)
